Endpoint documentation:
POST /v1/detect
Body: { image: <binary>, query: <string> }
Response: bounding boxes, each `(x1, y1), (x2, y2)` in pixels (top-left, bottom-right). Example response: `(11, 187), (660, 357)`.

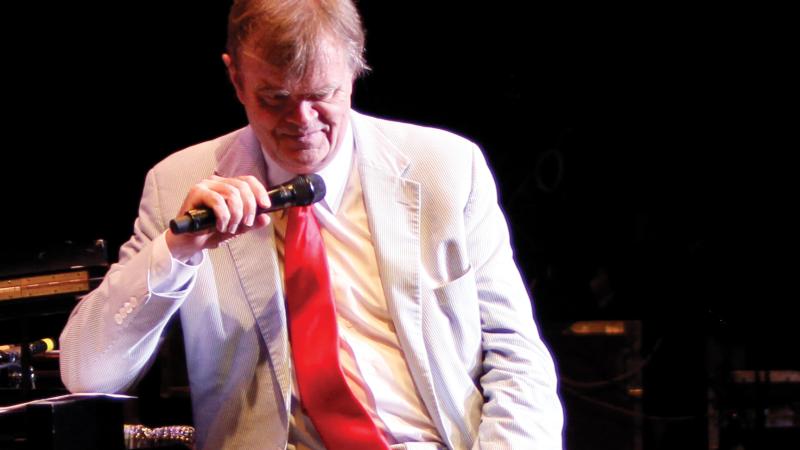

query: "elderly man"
(60, 1), (563, 449)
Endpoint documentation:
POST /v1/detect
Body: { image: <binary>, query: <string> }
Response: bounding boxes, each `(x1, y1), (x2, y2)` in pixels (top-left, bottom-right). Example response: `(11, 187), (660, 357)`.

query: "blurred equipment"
(0, 239), (108, 405)
(709, 369), (800, 449)
(0, 338), (57, 391)
(124, 423), (195, 449)
(0, 393), (132, 450)
(546, 320), (645, 450)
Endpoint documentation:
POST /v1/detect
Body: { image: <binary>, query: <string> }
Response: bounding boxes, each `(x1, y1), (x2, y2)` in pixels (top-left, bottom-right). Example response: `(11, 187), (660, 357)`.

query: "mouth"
(275, 130), (327, 151)
(278, 128), (328, 144)
(279, 125), (327, 136)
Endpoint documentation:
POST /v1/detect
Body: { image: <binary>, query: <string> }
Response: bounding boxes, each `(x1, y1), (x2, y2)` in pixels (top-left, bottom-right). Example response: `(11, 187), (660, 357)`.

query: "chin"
(288, 147), (328, 164)
(283, 157), (325, 174)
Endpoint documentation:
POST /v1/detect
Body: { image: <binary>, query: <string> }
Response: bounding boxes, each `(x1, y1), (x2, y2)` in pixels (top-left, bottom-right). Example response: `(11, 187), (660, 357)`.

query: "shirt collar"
(260, 120), (353, 215)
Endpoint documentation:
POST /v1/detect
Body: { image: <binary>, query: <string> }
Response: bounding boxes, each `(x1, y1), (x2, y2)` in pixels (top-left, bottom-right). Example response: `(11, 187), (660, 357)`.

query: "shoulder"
(142, 127), (253, 214)
(354, 111), (477, 155)
(352, 111), (491, 212)
(152, 127), (245, 176)
(352, 111), (479, 178)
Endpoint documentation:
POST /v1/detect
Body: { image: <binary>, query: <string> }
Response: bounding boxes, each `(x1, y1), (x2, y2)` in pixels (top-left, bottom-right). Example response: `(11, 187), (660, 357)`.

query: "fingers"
(210, 176), (252, 233)
(238, 175), (272, 211)
(182, 175), (271, 235)
(168, 175), (273, 260)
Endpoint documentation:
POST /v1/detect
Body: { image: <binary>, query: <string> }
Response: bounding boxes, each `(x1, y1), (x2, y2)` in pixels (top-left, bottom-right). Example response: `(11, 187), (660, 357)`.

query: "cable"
(561, 337), (664, 390)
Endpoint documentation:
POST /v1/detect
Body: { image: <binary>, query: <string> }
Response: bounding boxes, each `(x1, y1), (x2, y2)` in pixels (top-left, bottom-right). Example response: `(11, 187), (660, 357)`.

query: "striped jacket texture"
(60, 111), (563, 449)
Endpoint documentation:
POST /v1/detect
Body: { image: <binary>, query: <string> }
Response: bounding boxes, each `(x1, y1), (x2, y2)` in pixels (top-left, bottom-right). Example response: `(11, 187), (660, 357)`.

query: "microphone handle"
(169, 205), (273, 235)
(169, 187), (295, 234)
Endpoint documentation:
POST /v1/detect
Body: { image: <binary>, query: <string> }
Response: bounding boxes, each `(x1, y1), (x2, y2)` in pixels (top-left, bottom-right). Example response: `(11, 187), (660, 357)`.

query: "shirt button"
(114, 313), (123, 325)
(123, 302), (133, 313)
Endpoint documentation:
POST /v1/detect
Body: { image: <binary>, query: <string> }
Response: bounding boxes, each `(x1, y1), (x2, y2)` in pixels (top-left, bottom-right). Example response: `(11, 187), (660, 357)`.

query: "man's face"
(224, 41), (355, 174)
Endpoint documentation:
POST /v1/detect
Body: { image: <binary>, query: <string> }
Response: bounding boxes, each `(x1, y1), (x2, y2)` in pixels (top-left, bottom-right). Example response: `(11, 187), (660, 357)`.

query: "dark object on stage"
(0, 240), (109, 403)
(0, 394), (131, 450)
(0, 394), (195, 450)
(0, 239), (108, 327)
(711, 370), (800, 449)
(546, 320), (644, 450)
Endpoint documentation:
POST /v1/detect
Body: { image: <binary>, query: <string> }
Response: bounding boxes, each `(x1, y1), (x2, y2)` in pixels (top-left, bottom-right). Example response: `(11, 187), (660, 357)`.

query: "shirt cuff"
(148, 231), (204, 296)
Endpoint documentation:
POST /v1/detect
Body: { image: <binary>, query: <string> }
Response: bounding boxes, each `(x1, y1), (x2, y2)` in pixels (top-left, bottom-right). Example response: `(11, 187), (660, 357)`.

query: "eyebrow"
(256, 85), (338, 98)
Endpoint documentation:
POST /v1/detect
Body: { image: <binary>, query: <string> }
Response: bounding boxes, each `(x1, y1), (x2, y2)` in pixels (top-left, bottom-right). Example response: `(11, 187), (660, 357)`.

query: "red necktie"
(284, 205), (390, 450)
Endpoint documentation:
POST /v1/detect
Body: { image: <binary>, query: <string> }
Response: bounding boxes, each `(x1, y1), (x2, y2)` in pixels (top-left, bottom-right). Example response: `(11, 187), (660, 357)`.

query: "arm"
(59, 168), (272, 393)
(465, 146), (564, 449)
(59, 169), (193, 393)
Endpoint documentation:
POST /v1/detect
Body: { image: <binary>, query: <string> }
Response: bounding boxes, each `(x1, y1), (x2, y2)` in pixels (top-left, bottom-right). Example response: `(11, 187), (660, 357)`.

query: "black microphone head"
(292, 174), (326, 206)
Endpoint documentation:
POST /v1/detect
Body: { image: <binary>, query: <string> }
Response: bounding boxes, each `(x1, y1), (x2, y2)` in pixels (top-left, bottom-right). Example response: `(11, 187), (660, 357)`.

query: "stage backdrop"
(1, 3), (792, 449)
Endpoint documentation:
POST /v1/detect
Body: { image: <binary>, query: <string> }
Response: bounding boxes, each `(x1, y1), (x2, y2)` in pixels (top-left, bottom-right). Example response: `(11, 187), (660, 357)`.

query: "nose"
(285, 100), (318, 126)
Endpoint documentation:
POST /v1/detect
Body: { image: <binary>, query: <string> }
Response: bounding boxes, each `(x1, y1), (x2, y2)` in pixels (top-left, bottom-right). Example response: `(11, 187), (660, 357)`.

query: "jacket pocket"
(431, 267), (482, 372)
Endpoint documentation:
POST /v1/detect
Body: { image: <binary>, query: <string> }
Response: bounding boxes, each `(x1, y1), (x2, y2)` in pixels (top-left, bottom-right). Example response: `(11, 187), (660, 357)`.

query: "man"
(60, 1), (563, 448)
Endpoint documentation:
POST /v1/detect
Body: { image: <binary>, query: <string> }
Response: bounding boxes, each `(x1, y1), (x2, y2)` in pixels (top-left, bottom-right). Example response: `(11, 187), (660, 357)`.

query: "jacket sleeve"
(465, 145), (564, 449)
(59, 168), (196, 393)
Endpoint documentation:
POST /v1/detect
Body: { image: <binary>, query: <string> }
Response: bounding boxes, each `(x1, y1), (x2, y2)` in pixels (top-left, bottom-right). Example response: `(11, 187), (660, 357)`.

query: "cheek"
(318, 104), (348, 127)
(247, 108), (280, 132)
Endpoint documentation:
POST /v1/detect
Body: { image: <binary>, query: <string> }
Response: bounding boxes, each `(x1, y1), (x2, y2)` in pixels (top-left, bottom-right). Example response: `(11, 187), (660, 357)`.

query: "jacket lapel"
(213, 128), (292, 420)
(352, 113), (450, 444)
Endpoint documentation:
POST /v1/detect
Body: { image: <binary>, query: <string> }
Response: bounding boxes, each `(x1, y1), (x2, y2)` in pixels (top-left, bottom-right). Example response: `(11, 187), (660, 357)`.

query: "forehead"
(238, 41), (354, 91)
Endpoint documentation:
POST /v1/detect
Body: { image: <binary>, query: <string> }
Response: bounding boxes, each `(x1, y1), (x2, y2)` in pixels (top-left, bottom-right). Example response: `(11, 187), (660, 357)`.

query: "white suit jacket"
(60, 111), (563, 449)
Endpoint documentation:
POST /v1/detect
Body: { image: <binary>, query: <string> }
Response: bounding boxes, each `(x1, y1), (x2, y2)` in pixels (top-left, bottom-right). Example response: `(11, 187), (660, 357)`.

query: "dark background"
(1, 2), (794, 448)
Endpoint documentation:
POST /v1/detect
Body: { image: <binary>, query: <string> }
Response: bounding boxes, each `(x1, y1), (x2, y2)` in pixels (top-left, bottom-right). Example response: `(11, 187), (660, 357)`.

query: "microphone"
(169, 174), (326, 234)
(0, 338), (56, 365)
(28, 338), (56, 355)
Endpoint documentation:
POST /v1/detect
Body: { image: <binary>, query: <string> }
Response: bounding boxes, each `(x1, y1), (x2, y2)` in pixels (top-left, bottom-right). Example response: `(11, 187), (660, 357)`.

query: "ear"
(222, 53), (246, 104)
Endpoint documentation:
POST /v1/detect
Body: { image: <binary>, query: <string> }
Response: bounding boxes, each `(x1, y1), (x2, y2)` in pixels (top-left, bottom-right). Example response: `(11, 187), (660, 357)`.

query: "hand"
(165, 175), (271, 261)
